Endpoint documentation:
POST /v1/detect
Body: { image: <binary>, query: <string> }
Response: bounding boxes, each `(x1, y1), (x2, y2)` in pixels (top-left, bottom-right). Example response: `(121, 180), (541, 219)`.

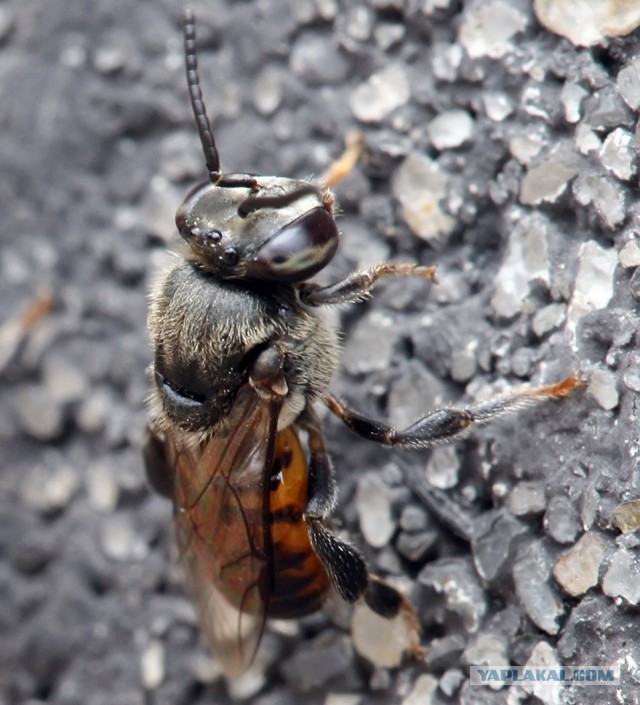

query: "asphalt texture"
(1, 1), (638, 704)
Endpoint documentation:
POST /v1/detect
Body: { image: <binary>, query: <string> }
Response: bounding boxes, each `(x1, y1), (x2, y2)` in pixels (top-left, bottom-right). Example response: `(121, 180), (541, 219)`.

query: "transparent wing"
(157, 383), (282, 677)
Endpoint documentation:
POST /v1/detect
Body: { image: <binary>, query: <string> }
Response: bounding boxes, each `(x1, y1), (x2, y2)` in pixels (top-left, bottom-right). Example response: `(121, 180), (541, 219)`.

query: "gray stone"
(419, 557), (486, 632)
(472, 509), (528, 582)
(544, 495), (581, 544)
(513, 541), (565, 635)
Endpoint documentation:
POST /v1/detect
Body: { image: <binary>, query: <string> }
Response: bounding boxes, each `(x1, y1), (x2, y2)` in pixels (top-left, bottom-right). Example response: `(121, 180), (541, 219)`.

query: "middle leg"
(325, 375), (582, 448)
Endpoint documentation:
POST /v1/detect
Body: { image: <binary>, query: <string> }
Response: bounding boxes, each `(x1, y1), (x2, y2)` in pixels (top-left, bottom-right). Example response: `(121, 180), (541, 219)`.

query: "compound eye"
(250, 207), (339, 283)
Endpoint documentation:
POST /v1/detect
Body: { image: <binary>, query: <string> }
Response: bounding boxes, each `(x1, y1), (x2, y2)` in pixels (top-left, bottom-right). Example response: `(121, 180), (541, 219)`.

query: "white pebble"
(392, 153), (455, 246)
(588, 367), (619, 410)
(599, 128), (635, 181)
(428, 110), (474, 150)
(356, 474), (395, 548)
(534, 0), (640, 47)
(618, 58), (640, 110)
(459, 1), (528, 59)
(566, 241), (617, 340)
(351, 602), (414, 668)
(619, 241), (640, 268)
(350, 64), (410, 122)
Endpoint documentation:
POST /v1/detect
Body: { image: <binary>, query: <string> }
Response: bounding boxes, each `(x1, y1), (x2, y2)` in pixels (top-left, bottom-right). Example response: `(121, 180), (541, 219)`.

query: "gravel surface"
(1, 1), (638, 704)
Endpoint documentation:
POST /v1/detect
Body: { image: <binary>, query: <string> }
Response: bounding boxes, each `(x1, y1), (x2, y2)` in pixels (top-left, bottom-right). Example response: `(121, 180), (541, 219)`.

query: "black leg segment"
(325, 376), (581, 449)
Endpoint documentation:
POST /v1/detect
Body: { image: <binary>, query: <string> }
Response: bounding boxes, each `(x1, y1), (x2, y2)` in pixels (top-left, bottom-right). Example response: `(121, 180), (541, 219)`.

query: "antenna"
(183, 6), (221, 181)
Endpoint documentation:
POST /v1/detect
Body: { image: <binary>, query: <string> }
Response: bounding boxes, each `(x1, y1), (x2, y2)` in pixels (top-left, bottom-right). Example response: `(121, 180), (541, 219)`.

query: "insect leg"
(325, 375), (582, 449)
(320, 131), (364, 189)
(300, 409), (417, 622)
(299, 262), (437, 307)
(299, 408), (337, 519)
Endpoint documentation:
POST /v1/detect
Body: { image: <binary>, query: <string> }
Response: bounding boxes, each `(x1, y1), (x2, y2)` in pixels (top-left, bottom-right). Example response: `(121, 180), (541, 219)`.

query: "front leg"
(325, 375), (582, 448)
(299, 261), (437, 307)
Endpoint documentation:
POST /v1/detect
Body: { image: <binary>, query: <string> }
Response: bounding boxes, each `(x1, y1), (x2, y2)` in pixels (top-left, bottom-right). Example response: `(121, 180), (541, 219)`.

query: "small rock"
(613, 500), (640, 533)
(566, 241), (618, 340)
(356, 473), (395, 549)
(482, 92), (513, 122)
(428, 110), (474, 150)
(399, 505), (429, 532)
(553, 532), (608, 596)
(350, 64), (410, 122)
(392, 152), (455, 246)
(584, 87), (632, 131)
(574, 123), (602, 154)
(351, 602), (414, 669)
(281, 632), (353, 691)
(459, 1), (528, 59)
(623, 368), (640, 393)
(490, 214), (550, 319)
(513, 541), (565, 635)
(43, 354), (89, 404)
(462, 634), (509, 691)
(431, 41), (463, 82)
(140, 638), (165, 690)
(85, 459), (119, 511)
(374, 22), (405, 51)
(425, 445), (460, 489)
(532, 302), (566, 338)
(253, 65), (283, 116)
(509, 131), (545, 165)
(21, 462), (79, 514)
(619, 241), (640, 268)
(599, 128), (635, 181)
(544, 495), (581, 544)
(368, 668), (391, 691)
(560, 82), (589, 123)
(573, 174), (626, 228)
(534, 0), (640, 46)
(521, 641), (563, 705)
(472, 510), (528, 582)
(290, 34), (349, 85)
(402, 673), (438, 705)
(602, 548), (640, 605)
(450, 345), (477, 382)
(101, 514), (148, 561)
(617, 58), (640, 110)
(439, 668), (465, 697)
(424, 634), (466, 670)
(507, 481), (547, 516)
(588, 367), (619, 410)
(396, 530), (438, 562)
(418, 557), (486, 632)
(94, 43), (126, 74)
(14, 385), (65, 441)
(520, 144), (579, 205)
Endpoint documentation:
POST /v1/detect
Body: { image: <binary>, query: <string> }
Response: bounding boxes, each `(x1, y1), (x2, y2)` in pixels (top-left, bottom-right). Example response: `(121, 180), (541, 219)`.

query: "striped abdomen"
(267, 426), (331, 618)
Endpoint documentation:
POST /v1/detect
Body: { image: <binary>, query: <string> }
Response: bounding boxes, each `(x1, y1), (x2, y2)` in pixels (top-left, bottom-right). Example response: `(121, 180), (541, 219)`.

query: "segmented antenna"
(183, 6), (221, 181)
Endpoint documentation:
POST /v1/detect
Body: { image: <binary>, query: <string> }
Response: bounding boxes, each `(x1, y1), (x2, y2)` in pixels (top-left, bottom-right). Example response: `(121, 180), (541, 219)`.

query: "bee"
(144, 7), (581, 678)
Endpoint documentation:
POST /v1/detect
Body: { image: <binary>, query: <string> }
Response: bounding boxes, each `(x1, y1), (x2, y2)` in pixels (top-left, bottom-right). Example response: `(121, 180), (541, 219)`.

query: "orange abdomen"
(267, 427), (331, 618)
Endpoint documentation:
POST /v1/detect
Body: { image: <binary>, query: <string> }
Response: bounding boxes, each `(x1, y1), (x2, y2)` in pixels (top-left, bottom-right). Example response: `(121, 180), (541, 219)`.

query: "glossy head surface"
(176, 175), (339, 283)
(181, 10), (339, 284)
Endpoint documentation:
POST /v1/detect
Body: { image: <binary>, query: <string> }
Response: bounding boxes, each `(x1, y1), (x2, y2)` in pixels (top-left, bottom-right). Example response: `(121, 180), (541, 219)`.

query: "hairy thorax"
(148, 259), (340, 444)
